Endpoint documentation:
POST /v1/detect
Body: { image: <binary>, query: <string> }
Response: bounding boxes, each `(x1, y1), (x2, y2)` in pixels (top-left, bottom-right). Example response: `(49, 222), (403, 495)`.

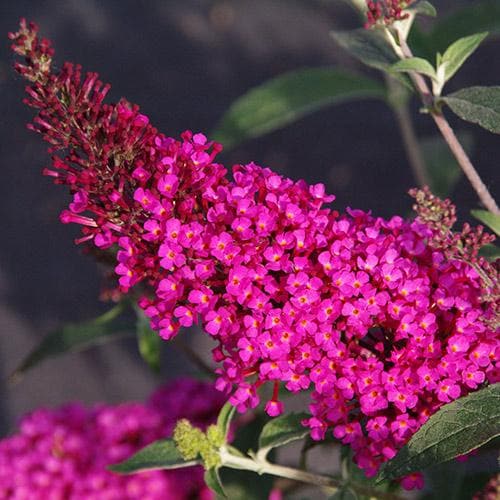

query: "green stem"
(386, 76), (430, 187)
(219, 447), (403, 500)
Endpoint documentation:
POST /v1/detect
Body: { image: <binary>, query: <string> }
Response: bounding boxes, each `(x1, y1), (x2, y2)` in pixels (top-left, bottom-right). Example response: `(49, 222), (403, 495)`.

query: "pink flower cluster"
(0, 378), (224, 500)
(10, 20), (499, 482)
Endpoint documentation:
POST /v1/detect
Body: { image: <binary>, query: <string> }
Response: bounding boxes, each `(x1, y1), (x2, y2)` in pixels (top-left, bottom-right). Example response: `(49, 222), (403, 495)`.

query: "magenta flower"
(0, 378), (224, 499)
(10, 19), (500, 487)
(400, 472), (425, 490)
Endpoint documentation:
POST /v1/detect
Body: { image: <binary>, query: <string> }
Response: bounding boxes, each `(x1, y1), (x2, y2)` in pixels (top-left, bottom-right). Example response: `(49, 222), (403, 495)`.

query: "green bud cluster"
(173, 420), (223, 470)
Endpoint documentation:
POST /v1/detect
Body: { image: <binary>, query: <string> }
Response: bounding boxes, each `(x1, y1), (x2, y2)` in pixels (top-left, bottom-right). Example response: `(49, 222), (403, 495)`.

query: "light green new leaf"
(442, 86), (500, 134)
(471, 209), (500, 236)
(9, 302), (131, 383)
(217, 402), (236, 442)
(212, 67), (385, 149)
(391, 57), (437, 80)
(377, 384), (500, 481)
(440, 32), (488, 82)
(109, 439), (198, 474)
(204, 468), (226, 498)
(257, 412), (309, 459)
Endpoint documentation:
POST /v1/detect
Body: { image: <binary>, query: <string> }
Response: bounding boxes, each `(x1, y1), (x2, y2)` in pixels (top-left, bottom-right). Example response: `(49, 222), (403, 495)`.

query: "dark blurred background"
(0, 0), (498, 436)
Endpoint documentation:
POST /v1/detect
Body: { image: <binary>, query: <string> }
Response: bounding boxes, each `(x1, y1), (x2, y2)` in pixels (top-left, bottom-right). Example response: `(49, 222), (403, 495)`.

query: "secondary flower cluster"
(364, 0), (414, 28)
(0, 378), (225, 499)
(10, 20), (499, 482)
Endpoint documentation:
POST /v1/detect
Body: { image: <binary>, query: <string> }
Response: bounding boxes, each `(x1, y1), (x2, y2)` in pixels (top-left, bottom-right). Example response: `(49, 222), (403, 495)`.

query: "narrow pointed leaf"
(9, 303), (131, 383)
(212, 67), (385, 149)
(442, 86), (500, 134)
(391, 57), (437, 80)
(204, 468), (226, 498)
(217, 402), (236, 441)
(377, 384), (500, 481)
(135, 307), (161, 373)
(109, 439), (199, 474)
(441, 32), (488, 82)
(258, 412), (309, 458)
(471, 210), (500, 236)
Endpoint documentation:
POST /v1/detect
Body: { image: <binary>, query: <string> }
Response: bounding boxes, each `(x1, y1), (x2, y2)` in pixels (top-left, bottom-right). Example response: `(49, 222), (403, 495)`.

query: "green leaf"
(377, 384), (500, 482)
(331, 28), (399, 71)
(109, 439), (198, 474)
(331, 28), (412, 90)
(479, 243), (500, 261)
(428, 0), (500, 53)
(420, 132), (473, 198)
(204, 467), (226, 498)
(9, 303), (131, 383)
(440, 32), (489, 82)
(408, 1), (436, 18)
(471, 209), (500, 236)
(257, 412), (309, 459)
(212, 67), (385, 149)
(217, 402), (236, 442)
(135, 306), (161, 373)
(391, 57), (437, 80)
(442, 86), (500, 134)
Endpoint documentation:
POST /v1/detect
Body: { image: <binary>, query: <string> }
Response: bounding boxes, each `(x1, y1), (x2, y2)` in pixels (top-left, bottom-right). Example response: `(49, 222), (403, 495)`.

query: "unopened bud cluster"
(365, 0), (414, 28)
(173, 420), (223, 470)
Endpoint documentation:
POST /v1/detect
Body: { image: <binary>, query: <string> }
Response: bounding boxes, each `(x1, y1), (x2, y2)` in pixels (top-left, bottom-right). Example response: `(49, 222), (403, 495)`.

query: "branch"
(395, 31), (499, 214)
(220, 447), (403, 500)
